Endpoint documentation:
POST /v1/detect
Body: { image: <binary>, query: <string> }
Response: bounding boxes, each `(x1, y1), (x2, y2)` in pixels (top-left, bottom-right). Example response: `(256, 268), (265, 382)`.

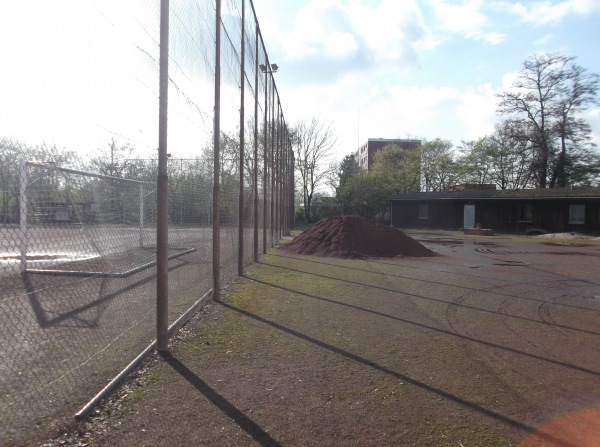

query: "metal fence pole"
(262, 61), (268, 254)
(270, 79), (275, 247)
(253, 21), (259, 263)
(18, 162), (28, 273)
(213, 0), (222, 300)
(237, 0), (245, 276)
(275, 101), (281, 242)
(287, 127), (292, 234)
(278, 106), (283, 238)
(290, 142), (295, 230)
(282, 118), (287, 236)
(156, 0), (170, 353)
(281, 128), (286, 235)
(139, 184), (144, 248)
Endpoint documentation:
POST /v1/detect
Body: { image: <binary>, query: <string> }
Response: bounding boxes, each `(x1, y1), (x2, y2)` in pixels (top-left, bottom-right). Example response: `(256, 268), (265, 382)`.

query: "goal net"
(19, 161), (193, 277)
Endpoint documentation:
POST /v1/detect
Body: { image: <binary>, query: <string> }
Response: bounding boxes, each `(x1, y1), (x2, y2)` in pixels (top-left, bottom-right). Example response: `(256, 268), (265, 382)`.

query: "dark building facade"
(355, 138), (421, 171)
(389, 188), (600, 234)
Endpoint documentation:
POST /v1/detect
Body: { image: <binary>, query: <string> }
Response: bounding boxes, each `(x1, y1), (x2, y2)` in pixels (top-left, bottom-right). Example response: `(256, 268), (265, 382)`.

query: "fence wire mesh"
(0, 1), (292, 445)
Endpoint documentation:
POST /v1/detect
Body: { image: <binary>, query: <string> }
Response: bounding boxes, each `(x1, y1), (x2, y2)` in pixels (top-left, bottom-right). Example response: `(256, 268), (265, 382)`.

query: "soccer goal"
(18, 161), (194, 277)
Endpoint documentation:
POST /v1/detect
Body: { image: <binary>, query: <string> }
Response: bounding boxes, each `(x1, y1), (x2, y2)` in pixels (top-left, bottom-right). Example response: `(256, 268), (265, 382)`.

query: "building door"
(464, 205), (475, 229)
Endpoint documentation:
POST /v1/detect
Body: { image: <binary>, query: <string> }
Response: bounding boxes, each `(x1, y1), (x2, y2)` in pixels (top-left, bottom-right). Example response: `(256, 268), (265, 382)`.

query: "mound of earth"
(282, 215), (436, 259)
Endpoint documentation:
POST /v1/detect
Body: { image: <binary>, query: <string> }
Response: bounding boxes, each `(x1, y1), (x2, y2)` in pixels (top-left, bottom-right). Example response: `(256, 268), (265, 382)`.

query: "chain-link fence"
(0, 1), (292, 445)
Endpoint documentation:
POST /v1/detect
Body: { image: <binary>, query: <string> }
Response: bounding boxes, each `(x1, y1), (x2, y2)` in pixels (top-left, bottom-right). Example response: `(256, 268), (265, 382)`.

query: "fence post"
(270, 80), (275, 247)
(156, 0), (170, 353)
(273, 100), (281, 242)
(262, 60), (268, 254)
(213, 0), (222, 300)
(282, 119), (287, 236)
(237, 0), (245, 276)
(279, 107), (283, 238)
(139, 184), (144, 248)
(290, 144), (295, 230)
(19, 162), (28, 273)
(253, 21), (259, 263)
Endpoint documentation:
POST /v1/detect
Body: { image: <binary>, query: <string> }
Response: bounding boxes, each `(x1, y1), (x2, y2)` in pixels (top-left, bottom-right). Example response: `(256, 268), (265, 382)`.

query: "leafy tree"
(371, 144), (421, 195)
(89, 138), (135, 178)
(334, 154), (360, 214)
(311, 193), (340, 220)
(558, 145), (600, 187)
(291, 118), (337, 222)
(337, 154), (360, 188)
(337, 170), (383, 220)
(458, 119), (548, 190)
(334, 144), (421, 221)
(0, 139), (80, 223)
(420, 139), (457, 191)
(456, 138), (492, 186)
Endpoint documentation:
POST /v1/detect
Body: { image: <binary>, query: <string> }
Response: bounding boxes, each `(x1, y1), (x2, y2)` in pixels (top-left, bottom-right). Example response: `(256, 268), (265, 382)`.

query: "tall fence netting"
(0, 1), (292, 445)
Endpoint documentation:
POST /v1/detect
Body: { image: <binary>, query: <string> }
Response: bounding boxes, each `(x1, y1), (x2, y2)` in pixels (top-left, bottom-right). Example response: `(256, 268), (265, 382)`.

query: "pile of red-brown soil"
(282, 215), (436, 259)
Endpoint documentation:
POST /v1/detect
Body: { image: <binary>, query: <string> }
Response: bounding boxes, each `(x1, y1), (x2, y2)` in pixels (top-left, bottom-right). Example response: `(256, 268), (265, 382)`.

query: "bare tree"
(497, 53), (599, 187)
(550, 63), (600, 187)
(488, 121), (535, 189)
(291, 118), (337, 222)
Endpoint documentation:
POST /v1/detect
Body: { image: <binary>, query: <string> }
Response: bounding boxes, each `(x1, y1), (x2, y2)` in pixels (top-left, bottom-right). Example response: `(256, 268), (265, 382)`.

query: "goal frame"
(18, 161), (191, 277)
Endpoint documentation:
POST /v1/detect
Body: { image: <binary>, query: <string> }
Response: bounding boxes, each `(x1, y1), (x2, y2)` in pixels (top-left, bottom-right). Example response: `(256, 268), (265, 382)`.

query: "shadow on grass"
(247, 276), (600, 377)
(217, 300), (577, 447)
(218, 301), (577, 447)
(161, 352), (282, 447)
(271, 252), (600, 312)
(259, 260), (600, 338)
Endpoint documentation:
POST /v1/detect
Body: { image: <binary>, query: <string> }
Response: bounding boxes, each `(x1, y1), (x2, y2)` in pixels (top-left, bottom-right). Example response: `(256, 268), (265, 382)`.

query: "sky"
(0, 1), (164, 157)
(251, 0), (600, 161)
(1, 0), (599, 164)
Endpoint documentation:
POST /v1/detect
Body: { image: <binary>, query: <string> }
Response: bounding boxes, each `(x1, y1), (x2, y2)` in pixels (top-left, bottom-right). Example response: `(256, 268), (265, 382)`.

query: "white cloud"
(324, 32), (360, 58)
(500, 71), (522, 91)
(429, 0), (507, 44)
(456, 84), (498, 140)
(500, 0), (600, 26)
(346, 0), (429, 62)
(279, 70), (502, 160)
(571, 0), (600, 14)
(258, 0), (429, 79)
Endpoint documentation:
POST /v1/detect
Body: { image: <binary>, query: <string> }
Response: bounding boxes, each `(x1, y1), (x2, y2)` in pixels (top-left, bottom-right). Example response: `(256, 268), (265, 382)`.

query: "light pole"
(259, 63), (278, 73)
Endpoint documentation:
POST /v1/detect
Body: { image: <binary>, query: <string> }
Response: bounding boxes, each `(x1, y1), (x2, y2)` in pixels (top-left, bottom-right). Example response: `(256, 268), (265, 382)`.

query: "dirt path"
(42, 232), (600, 446)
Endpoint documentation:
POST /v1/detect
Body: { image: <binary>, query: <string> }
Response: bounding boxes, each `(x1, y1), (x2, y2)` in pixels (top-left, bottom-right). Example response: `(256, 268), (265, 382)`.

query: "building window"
(419, 204), (429, 220)
(569, 204), (585, 224)
(518, 204), (532, 222)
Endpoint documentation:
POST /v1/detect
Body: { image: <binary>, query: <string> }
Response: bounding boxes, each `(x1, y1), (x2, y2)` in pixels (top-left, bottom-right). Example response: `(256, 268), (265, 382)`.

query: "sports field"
(42, 230), (600, 447)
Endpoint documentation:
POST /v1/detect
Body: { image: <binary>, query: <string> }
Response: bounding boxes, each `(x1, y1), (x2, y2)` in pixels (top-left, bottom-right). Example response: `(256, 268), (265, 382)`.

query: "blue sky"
(252, 0), (600, 160)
